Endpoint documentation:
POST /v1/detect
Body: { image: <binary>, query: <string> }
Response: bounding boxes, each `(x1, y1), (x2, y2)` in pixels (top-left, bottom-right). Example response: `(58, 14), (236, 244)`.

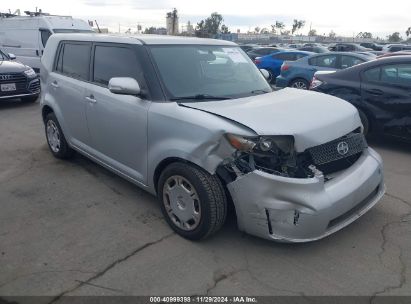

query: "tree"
(221, 24), (230, 34)
(260, 28), (269, 34)
(291, 19), (305, 35)
(406, 27), (411, 38)
(328, 30), (336, 38)
(270, 21), (285, 35)
(387, 32), (402, 42)
(356, 32), (373, 39)
(254, 27), (261, 34)
(308, 29), (317, 36)
(166, 8), (178, 35)
(195, 12), (224, 38)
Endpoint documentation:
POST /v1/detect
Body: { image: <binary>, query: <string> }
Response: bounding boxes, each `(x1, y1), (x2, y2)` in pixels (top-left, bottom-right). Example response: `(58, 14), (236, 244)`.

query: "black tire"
(158, 162), (227, 240)
(289, 78), (309, 90)
(358, 109), (370, 135)
(22, 95), (39, 103)
(45, 112), (74, 159)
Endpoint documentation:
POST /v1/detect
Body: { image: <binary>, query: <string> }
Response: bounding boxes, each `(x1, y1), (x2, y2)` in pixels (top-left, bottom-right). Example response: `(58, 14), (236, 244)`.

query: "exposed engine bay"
(218, 130), (367, 182)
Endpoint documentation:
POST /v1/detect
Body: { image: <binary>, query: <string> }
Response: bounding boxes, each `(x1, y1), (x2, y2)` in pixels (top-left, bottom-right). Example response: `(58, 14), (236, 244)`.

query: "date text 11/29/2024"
(150, 296), (258, 303)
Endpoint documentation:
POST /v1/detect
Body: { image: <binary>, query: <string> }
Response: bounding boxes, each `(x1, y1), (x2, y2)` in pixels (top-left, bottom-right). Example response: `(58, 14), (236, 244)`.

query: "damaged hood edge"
(180, 88), (362, 152)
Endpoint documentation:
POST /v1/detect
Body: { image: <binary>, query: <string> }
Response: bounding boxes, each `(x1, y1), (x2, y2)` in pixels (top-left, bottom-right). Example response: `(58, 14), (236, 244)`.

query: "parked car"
(377, 51), (411, 58)
(246, 47), (283, 60)
(360, 43), (383, 51)
(298, 46), (329, 53)
(0, 11), (93, 72)
(0, 48), (40, 102)
(310, 56), (411, 140)
(387, 45), (411, 52)
(238, 44), (258, 53)
(41, 33), (385, 242)
(329, 43), (372, 52)
(255, 51), (313, 83)
(276, 52), (373, 90)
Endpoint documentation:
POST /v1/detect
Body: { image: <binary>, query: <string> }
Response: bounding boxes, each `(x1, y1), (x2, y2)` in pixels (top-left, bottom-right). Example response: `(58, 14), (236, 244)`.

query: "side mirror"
(8, 53), (16, 60)
(260, 69), (270, 80)
(108, 77), (141, 96)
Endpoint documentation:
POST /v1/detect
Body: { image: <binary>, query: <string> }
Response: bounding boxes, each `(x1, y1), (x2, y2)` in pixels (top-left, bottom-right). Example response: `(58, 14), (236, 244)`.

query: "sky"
(1, 0), (411, 38)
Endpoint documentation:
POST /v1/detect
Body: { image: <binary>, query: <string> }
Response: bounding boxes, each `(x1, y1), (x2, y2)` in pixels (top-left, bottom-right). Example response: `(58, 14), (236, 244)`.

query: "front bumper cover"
(227, 148), (385, 242)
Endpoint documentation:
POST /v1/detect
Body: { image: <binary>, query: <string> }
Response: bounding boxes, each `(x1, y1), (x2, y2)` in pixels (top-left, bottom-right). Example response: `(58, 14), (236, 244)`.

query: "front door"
(361, 63), (411, 139)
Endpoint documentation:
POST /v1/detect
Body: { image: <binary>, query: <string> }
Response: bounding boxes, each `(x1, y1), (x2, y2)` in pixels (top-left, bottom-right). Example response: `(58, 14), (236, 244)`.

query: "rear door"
(361, 63), (411, 139)
(51, 41), (92, 147)
(84, 43), (150, 183)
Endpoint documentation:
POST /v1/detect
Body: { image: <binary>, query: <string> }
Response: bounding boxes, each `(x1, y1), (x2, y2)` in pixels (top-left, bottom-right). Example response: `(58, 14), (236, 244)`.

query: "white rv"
(0, 12), (93, 72)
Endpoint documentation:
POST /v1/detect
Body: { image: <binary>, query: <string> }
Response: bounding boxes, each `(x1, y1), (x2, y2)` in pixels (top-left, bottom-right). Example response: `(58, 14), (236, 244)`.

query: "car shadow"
(367, 134), (411, 153)
(0, 98), (38, 110)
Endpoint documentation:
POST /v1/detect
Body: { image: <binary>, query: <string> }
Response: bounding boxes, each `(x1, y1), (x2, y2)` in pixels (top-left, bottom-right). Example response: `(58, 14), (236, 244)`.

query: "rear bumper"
(227, 148), (385, 242)
(275, 76), (288, 88)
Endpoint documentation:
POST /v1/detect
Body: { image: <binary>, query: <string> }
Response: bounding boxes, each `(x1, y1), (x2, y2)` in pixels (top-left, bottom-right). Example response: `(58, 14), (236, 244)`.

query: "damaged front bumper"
(227, 148), (385, 242)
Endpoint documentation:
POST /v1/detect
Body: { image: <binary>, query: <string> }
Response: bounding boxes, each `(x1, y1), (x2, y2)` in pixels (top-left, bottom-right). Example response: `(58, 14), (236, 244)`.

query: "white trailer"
(0, 12), (93, 72)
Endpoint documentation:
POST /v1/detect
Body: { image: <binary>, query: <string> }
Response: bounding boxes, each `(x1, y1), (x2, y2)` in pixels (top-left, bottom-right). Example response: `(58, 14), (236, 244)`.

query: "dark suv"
(0, 49), (40, 102)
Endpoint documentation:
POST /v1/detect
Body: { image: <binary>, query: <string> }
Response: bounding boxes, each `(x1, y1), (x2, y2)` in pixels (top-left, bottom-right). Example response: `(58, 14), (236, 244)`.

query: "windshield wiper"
(170, 94), (232, 101)
(250, 89), (271, 95)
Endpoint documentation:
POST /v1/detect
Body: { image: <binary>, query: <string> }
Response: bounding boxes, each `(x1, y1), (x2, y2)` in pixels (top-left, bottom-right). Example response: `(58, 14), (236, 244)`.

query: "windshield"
(148, 45), (272, 100)
(53, 29), (95, 33)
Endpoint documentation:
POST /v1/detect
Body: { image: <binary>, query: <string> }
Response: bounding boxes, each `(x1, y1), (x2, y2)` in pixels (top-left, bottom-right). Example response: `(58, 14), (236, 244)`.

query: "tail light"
(281, 64), (290, 72)
(254, 59), (261, 64)
(309, 76), (323, 90)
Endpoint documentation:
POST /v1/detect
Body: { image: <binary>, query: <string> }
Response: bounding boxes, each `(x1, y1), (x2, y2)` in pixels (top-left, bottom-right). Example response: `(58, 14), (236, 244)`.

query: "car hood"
(0, 60), (28, 73)
(181, 88), (362, 152)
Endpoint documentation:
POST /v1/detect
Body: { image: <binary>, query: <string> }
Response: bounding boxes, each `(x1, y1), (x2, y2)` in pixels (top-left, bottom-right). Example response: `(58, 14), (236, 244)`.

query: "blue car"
(276, 52), (375, 90)
(255, 51), (313, 83)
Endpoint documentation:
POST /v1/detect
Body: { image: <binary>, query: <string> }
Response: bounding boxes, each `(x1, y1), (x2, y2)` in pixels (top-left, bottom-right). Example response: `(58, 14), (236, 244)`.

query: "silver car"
(40, 34), (385, 242)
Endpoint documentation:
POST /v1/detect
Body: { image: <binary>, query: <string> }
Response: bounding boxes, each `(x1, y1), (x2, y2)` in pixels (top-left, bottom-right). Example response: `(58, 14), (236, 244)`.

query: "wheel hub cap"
(46, 120), (61, 153)
(163, 175), (201, 231)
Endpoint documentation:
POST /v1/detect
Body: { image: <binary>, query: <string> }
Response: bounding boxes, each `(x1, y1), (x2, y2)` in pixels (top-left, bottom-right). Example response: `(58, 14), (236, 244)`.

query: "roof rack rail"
(24, 9), (50, 17)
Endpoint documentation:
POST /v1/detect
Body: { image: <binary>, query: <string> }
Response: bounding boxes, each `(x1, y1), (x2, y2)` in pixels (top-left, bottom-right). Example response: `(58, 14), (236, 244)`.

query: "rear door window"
(381, 64), (411, 87)
(309, 55), (338, 68)
(92, 45), (139, 86)
(56, 42), (91, 81)
(273, 53), (296, 61)
(341, 55), (365, 69)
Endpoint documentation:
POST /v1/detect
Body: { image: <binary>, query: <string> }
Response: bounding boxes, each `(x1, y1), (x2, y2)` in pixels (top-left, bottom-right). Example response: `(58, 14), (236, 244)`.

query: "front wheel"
(158, 162), (227, 240)
(289, 79), (309, 90)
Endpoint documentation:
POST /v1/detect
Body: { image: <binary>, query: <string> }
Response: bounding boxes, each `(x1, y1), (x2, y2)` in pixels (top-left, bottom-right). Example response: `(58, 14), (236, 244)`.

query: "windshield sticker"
(223, 48), (248, 63)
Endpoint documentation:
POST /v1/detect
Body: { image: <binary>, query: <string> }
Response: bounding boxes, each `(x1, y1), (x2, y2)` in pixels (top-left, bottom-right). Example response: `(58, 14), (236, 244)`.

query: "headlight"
(24, 68), (36, 77)
(226, 134), (294, 154)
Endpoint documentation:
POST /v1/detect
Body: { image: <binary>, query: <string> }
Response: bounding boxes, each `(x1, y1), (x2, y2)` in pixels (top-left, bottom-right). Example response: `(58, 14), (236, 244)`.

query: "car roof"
(50, 33), (237, 46)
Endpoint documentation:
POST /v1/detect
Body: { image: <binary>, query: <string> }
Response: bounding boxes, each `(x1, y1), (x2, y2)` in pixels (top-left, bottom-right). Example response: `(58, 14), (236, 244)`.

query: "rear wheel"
(45, 113), (74, 159)
(289, 78), (309, 90)
(158, 162), (227, 240)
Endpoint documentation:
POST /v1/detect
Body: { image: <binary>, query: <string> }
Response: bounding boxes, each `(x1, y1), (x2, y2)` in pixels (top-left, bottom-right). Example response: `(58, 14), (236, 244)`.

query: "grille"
(308, 132), (367, 166)
(0, 73), (32, 97)
(28, 79), (41, 93)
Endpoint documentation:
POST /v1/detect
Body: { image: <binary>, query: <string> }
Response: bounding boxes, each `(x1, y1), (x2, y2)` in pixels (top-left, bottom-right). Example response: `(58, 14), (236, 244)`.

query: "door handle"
(85, 95), (97, 103)
(365, 89), (383, 96)
(51, 81), (59, 88)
